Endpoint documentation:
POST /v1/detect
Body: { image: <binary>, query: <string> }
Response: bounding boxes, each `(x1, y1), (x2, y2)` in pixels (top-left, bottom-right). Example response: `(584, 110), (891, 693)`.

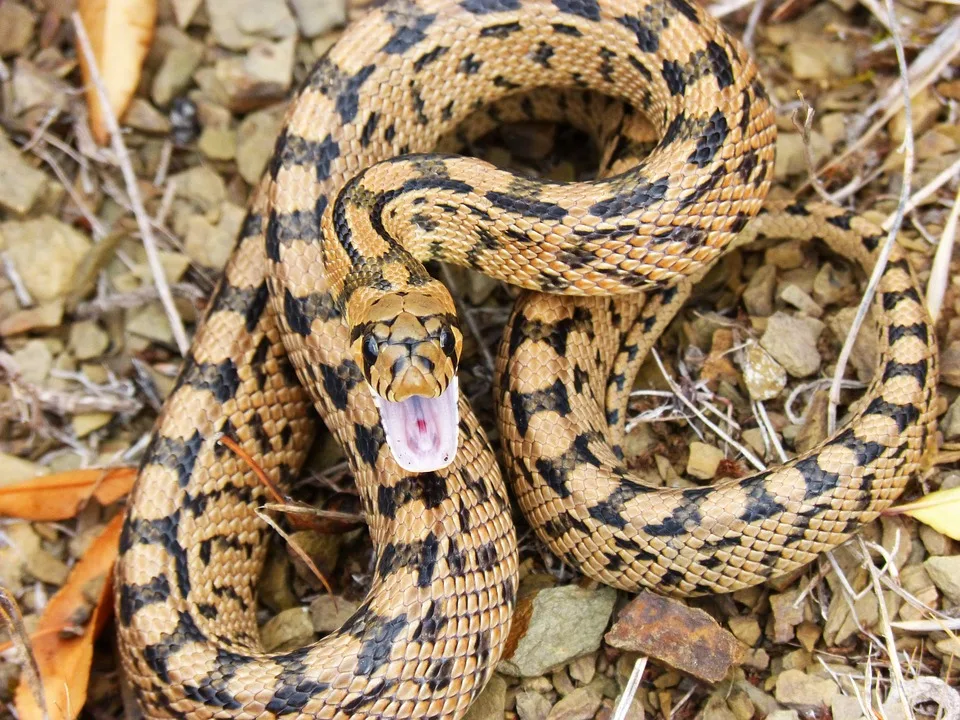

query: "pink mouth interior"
(373, 378), (459, 473)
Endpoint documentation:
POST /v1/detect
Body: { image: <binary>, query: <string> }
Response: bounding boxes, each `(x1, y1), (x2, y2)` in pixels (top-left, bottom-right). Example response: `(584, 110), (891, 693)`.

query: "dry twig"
(827, 0), (915, 435)
(71, 13), (190, 355)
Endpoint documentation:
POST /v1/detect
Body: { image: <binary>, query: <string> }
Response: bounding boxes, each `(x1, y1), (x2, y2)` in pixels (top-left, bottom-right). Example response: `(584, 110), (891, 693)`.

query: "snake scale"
(114, 0), (939, 717)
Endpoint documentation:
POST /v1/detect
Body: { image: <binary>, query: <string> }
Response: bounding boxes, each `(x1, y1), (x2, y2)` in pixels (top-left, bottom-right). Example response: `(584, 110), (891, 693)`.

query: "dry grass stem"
(651, 349), (766, 471)
(70, 13), (190, 356)
(926, 183), (960, 321)
(612, 656), (648, 720)
(0, 587), (49, 720)
(882, 156), (960, 232)
(827, 0), (915, 435)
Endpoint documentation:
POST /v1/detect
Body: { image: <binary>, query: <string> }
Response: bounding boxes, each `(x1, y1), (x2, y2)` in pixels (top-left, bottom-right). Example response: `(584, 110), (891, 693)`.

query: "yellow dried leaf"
(76, 0), (158, 144)
(885, 487), (960, 540)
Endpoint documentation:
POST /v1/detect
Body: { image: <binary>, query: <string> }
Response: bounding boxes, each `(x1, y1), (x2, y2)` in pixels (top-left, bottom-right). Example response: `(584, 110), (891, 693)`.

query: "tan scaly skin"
(115, 0), (938, 717)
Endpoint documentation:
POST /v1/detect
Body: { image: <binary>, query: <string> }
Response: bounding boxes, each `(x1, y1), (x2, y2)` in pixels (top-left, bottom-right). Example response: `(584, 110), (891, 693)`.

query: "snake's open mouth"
(373, 378), (459, 473)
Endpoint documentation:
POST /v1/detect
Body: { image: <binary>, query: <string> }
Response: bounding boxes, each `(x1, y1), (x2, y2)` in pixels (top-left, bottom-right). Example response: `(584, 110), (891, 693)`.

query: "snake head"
(349, 288), (462, 473)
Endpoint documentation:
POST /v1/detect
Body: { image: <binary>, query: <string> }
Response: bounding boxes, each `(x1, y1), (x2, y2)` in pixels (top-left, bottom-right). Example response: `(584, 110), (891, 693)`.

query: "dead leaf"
(884, 487), (960, 540)
(76, 0), (158, 144)
(14, 514), (123, 720)
(0, 467), (135, 521)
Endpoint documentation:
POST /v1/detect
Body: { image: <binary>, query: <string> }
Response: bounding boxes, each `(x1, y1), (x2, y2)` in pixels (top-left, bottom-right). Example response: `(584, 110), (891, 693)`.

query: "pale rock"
(152, 39), (205, 107)
(516, 691), (553, 720)
(812, 263), (853, 306)
(11, 58), (70, 118)
(827, 308), (879, 382)
(741, 341), (787, 401)
(795, 622), (820, 652)
(611, 695), (645, 720)
(918, 524), (953, 557)
(741, 428), (765, 458)
(546, 686), (602, 720)
(207, 0), (296, 49)
(123, 98), (173, 134)
(236, 106), (287, 184)
(0, 215), (91, 302)
(185, 203), (246, 270)
(698, 693), (738, 720)
(726, 688), (754, 720)
(171, 0), (203, 28)
(831, 694), (866, 720)
(198, 126), (238, 160)
(781, 649), (810, 671)
(769, 589), (805, 643)
(0, 299), (65, 336)
(775, 132), (830, 180)
(940, 395), (960, 440)
(779, 284), (823, 317)
(171, 165), (227, 214)
(568, 653), (596, 685)
(0, 452), (47, 487)
(11, 339), (53, 385)
(126, 302), (175, 344)
(941, 341), (960, 386)
(819, 113), (848, 145)
(733, 680), (779, 716)
(787, 41), (854, 79)
(552, 668), (575, 696)
(289, 0), (347, 37)
(260, 606), (314, 652)
(464, 675), (507, 720)
(499, 585), (616, 677)
(935, 636), (960, 658)
(765, 241), (806, 270)
(73, 412), (113, 437)
(728, 616), (761, 647)
(775, 669), (838, 707)
(890, 89), (943, 145)
(742, 264), (777, 317)
(0, 131), (49, 215)
(69, 320), (110, 360)
(309, 595), (360, 633)
(0, 1), (34, 56)
(522, 676), (554, 694)
(216, 36), (296, 112)
(760, 312), (825, 378)
(132, 251), (191, 286)
(742, 647), (770, 670)
(686, 442), (725, 480)
(24, 546), (69, 585)
(924, 556), (960, 605)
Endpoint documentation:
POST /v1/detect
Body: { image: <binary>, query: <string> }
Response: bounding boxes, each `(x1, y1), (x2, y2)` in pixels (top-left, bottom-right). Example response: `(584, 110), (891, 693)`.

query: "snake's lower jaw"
(374, 377), (459, 473)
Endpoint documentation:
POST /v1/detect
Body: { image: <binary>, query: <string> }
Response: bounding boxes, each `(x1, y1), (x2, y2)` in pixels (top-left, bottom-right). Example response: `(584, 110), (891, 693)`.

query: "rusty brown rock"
(604, 591), (744, 683)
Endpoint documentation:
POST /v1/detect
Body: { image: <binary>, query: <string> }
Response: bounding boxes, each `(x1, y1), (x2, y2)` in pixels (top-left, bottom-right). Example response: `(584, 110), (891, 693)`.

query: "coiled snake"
(115, 0), (939, 717)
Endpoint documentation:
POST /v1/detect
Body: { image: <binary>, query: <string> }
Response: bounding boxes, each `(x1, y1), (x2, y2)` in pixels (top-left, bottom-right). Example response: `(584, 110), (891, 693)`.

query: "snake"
(113, 0), (939, 717)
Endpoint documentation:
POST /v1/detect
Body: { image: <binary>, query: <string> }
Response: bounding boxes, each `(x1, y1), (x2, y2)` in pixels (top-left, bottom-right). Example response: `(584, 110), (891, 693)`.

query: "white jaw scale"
(373, 377), (459, 473)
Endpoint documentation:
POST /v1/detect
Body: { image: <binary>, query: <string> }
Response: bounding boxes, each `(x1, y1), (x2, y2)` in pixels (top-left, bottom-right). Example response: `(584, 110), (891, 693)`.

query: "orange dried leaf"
(76, 0), (158, 144)
(14, 514), (124, 720)
(884, 487), (960, 541)
(0, 467), (135, 521)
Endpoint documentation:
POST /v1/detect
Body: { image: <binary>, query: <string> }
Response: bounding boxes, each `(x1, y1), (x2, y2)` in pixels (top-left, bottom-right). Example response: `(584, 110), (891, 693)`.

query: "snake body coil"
(115, 0), (938, 717)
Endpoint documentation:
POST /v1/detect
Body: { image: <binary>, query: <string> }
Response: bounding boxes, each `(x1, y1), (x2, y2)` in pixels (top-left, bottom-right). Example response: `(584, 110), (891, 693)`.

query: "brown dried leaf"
(605, 591), (745, 683)
(0, 467), (135, 521)
(76, 0), (158, 144)
(14, 514), (123, 720)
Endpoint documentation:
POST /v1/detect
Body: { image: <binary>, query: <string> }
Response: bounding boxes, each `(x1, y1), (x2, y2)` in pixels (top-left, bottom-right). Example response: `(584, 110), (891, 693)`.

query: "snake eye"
(438, 327), (456, 359)
(362, 334), (379, 368)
